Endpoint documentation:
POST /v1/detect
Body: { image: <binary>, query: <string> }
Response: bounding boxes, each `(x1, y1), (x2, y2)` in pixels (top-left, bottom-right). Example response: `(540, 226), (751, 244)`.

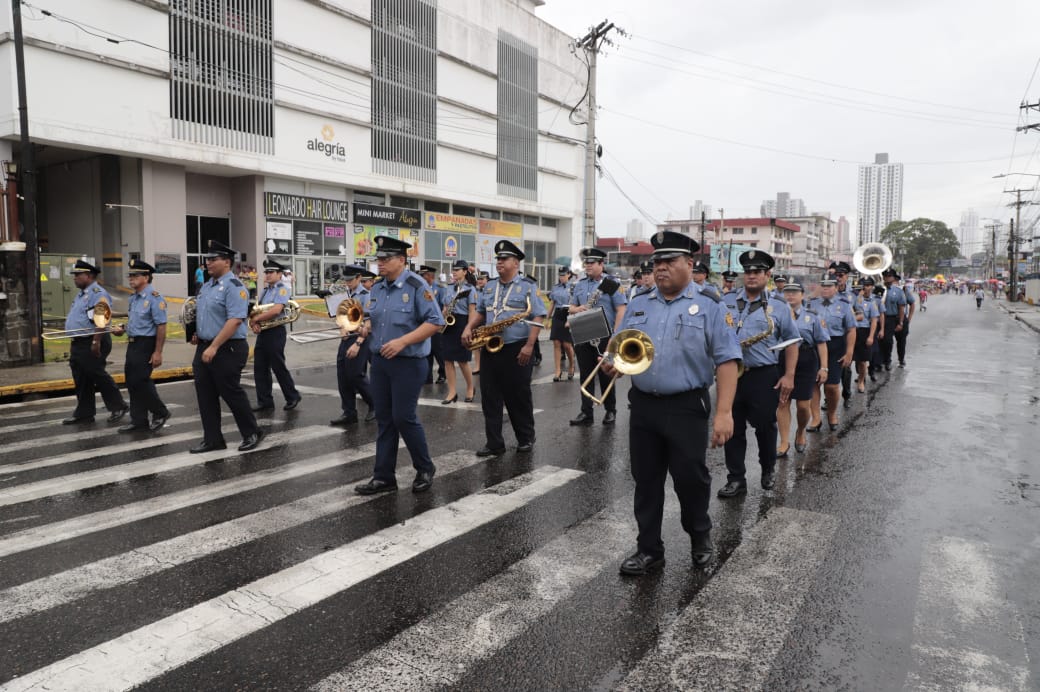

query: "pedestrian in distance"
(249, 258), (302, 413)
(418, 265), (448, 385)
(110, 259), (171, 433)
(975, 286), (985, 309)
(61, 259), (129, 425)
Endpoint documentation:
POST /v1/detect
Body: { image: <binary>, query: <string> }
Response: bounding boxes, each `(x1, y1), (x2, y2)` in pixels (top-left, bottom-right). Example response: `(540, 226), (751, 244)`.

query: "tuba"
(467, 296), (531, 353)
(249, 300), (301, 330)
(180, 297), (197, 342)
(580, 329), (654, 405)
(852, 242), (893, 277)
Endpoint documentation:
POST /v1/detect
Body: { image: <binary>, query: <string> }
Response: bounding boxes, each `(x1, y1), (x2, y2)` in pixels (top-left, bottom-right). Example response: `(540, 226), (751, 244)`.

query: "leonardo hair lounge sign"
(265, 193), (351, 223)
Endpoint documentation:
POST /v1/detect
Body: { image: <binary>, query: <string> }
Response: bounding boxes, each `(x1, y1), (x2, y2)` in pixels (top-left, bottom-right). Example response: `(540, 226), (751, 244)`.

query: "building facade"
(705, 218), (798, 272)
(957, 208), (980, 256)
(857, 152), (904, 246)
(786, 214), (838, 280)
(761, 192), (806, 219)
(836, 215), (851, 254)
(0, 0), (586, 301)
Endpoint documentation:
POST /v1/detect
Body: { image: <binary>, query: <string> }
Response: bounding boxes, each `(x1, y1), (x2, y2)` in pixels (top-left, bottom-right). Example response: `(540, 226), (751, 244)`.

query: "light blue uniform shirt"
(364, 270), (444, 358)
(836, 284), (857, 304)
(195, 272), (250, 341)
(791, 304), (830, 345)
(258, 280), (291, 307)
(808, 295), (857, 338)
(127, 287), (168, 337)
(477, 275), (547, 345)
(904, 287), (917, 319)
(65, 281), (112, 333)
(446, 283), (475, 316)
(548, 282), (572, 309)
(434, 283), (453, 310)
(883, 285), (907, 316)
(722, 289), (800, 368)
(622, 282), (741, 395)
(571, 275), (628, 330)
(851, 294), (879, 328)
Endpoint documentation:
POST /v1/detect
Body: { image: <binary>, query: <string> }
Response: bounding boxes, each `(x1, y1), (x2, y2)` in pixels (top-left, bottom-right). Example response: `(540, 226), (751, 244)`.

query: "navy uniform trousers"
(69, 335), (126, 418)
(253, 326), (300, 407)
(369, 354), (435, 482)
(724, 364), (780, 483)
(479, 341), (536, 449)
(193, 339), (258, 445)
(630, 387), (712, 558)
(576, 340), (616, 415)
(879, 316), (899, 366)
(426, 334), (446, 383)
(125, 337), (169, 426)
(336, 336), (373, 415)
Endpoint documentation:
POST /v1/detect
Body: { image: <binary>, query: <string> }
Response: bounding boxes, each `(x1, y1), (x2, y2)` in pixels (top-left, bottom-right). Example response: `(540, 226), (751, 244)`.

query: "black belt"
(799, 343), (816, 351)
(197, 338), (245, 347)
(128, 336), (156, 343)
(744, 364), (779, 371)
(632, 386), (708, 399)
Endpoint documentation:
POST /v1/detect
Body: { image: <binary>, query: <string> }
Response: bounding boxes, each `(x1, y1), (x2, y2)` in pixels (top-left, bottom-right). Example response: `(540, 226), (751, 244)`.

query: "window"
(390, 195), (419, 209)
(453, 204), (476, 217)
(750, 228), (758, 235)
(497, 31), (538, 200)
(542, 217), (558, 228)
(522, 240), (557, 291)
(523, 215), (539, 225)
(354, 189), (386, 205)
(169, 0), (274, 153)
(424, 200), (450, 213)
(503, 212), (522, 223)
(478, 209), (501, 220)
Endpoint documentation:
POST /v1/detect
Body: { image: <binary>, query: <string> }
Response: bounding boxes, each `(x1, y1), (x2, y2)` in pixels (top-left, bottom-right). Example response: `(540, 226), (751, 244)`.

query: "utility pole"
(1017, 100), (1040, 133)
(699, 209), (706, 265)
(576, 20), (623, 249)
(1005, 189), (1040, 302)
(12, 0), (42, 364)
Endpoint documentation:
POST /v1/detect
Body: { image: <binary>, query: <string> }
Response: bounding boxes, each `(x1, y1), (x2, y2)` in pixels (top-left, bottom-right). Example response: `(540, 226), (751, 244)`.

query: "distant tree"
(879, 218), (960, 277)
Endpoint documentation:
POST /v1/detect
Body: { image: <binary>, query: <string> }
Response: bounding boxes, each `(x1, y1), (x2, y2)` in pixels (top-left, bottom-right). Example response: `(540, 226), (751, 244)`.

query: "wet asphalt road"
(0, 293), (1037, 691)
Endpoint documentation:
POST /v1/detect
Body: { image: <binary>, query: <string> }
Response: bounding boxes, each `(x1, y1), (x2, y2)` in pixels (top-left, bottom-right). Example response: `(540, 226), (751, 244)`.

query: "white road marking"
(0, 423), (342, 508)
(0, 404), (185, 436)
(905, 536), (1031, 691)
(0, 450), (483, 623)
(0, 442), (383, 558)
(314, 502), (633, 691)
(241, 380), (338, 398)
(618, 507), (838, 691)
(2, 467), (584, 692)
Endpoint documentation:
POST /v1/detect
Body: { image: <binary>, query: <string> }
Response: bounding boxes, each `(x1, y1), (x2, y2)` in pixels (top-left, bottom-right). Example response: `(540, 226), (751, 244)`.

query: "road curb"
(996, 303), (1040, 335)
(0, 366), (195, 400)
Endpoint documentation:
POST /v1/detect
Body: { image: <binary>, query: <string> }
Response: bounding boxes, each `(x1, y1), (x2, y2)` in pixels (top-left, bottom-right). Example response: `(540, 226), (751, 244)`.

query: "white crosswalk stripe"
(0, 403), (186, 435)
(1, 467), (584, 692)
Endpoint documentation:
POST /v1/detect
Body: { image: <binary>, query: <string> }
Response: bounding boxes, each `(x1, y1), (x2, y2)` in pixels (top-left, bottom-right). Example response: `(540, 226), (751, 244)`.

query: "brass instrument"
(728, 305), (776, 378)
(580, 329), (654, 405)
(852, 242), (893, 276)
(42, 299), (125, 339)
(440, 287), (471, 332)
(249, 300), (301, 331)
(467, 296), (531, 353)
(288, 298), (364, 343)
(180, 296), (197, 342)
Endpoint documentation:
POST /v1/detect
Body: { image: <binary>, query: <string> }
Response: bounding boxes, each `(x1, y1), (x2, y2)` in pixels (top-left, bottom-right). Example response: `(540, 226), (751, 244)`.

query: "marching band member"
(878, 268), (906, 371)
(355, 236), (444, 495)
(852, 279), (880, 393)
(775, 282), (828, 457)
(418, 265), (447, 385)
(807, 275), (856, 431)
(718, 250), (799, 497)
(547, 266), (576, 382)
(691, 260), (710, 287)
(330, 265), (375, 426)
(190, 241), (263, 453)
(249, 258), (302, 412)
(831, 261), (856, 407)
(471, 271), (489, 375)
(61, 259), (129, 425)
(441, 260), (478, 404)
(721, 270), (738, 295)
(111, 259), (171, 433)
(569, 247), (627, 426)
(769, 274), (787, 301)
(604, 231), (740, 575)
(898, 278), (916, 368)
(462, 240), (547, 456)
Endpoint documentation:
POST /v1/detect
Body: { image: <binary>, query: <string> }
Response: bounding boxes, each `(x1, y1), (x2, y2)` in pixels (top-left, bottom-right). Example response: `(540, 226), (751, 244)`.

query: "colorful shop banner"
(478, 219), (522, 238)
(353, 225), (421, 259)
(425, 212), (478, 234)
(444, 236), (458, 258)
(476, 236), (510, 266)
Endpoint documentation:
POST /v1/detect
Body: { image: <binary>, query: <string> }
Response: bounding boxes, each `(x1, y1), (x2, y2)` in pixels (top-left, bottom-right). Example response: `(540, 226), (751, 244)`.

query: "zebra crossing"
(0, 394), (1033, 691)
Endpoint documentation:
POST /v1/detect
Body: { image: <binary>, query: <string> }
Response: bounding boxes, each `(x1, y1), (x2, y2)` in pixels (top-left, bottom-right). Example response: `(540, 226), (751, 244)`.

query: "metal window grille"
(371, 0), (438, 182)
(497, 31), (537, 200)
(170, 0), (274, 154)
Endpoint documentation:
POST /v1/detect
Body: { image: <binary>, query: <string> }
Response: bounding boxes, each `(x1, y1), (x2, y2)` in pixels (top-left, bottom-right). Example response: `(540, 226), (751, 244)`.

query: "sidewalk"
(997, 300), (1040, 335)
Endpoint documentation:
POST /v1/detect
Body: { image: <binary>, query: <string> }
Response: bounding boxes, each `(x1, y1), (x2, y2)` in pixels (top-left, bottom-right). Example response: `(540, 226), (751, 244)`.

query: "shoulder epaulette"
(229, 278), (244, 287)
(633, 286), (654, 299)
(699, 285), (721, 302)
(806, 307), (819, 315)
(373, 276), (385, 283)
(92, 286), (101, 293)
(523, 275), (536, 284)
(151, 290), (160, 297)
(405, 275), (424, 290)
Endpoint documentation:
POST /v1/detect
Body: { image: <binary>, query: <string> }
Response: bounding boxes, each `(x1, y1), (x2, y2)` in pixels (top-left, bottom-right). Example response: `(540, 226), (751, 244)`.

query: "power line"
(601, 150), (676, 218)
(599, 164), (659, 226)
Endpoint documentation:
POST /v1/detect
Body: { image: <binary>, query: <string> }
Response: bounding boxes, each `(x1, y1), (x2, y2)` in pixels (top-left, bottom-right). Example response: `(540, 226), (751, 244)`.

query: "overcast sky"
(536, 0), (1040, 251)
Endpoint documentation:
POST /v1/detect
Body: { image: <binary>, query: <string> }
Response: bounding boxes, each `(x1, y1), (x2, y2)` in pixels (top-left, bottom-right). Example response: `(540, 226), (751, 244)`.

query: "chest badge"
(402, 293), (410, 303)
(766, 304), (774, 315)
(725, 312), (735, 327)
(805, 316), (811, 323)
(688, 304), (699, 316)
(143, 300), (149, 309)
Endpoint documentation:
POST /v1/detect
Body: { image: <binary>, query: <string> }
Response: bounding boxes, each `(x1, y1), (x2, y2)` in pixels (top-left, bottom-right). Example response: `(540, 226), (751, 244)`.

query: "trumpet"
(288, 299), (364, 343)
(42, 299), (126, 339)
(580, 329), (654, 405)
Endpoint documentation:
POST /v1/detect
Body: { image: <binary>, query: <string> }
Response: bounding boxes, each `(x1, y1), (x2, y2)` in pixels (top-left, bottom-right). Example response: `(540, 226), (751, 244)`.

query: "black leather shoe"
(569, 413), (593, 426)
(238, 429), (265, 452)
(62, 416), (95, 425)
(412, 470), (434, 493)
(190, 440), (227, 454)
(794, 441), (807, 453)
(619, 551), (665, 576)
(331, 413), (358, 426)
(884, 363), (891, 372)
(283, 398), (302, 411)
(806, 423), (822, 433)
(251, 404), (274, 413)
(355, 478), (398, 495)
(435, 375), (447, 384)
(828, 422), (839, 432)
(898, 361), (906, 368)
(118, 423), (150, 434)
(868, 371), (877, 382)
(149, 412), (170, 432)
(516, 441), (534, 453)
(602, 411), (617, 425)
(717, 481), (747, 498)
(107, 408), (129, 423)
(843, 398), (852, 409)
(364, 408), (377, 422)
(476, 446), (506, 457)
(761, 472), (776, 490)
(691, 532), (713, 568)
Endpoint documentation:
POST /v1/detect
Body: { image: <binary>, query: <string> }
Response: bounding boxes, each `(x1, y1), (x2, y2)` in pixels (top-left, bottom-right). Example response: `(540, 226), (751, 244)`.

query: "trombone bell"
(580, 329), (655, 405)
(335, 299), (364, 333)
(42, 300), (117, 339)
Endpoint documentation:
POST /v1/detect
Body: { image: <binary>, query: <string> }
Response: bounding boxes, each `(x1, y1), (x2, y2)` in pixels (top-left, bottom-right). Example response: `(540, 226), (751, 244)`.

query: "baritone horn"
(852, 242), (893, 276)
(580, 329), (654, 405)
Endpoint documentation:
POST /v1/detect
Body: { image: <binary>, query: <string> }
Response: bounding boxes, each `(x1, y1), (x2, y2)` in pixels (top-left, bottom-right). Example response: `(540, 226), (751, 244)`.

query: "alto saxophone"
(440, 287), (468, 332)
(467, 296), (531, 353)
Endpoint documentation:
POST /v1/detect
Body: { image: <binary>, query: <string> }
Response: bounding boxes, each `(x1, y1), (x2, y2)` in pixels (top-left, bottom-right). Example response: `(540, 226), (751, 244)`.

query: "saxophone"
(440, 287), (469, 332)
(467, 296), (531, 353)
(732, 302), (775, 378)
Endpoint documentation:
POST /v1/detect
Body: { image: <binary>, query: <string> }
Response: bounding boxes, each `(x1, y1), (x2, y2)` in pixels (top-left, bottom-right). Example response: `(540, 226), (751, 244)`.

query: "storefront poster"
(444, 236), (458, 258)
(354, 203), (421, 229)
(264, 238), (292, 255)
(353, 225), (420, 259)
(294, 224), (322, 256)
(266, 221), (292, 240)
(476, 236), (510, 266)
(479, 219), (522, 238)
(323, 225), (348, 257)
(426, 212), (478, 234)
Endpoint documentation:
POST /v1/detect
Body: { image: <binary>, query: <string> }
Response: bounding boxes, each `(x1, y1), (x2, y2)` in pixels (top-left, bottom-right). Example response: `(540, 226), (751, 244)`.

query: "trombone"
(42, 299), (126, 340)
(288, 299), (364, 343)
(580, 329), (655, 405)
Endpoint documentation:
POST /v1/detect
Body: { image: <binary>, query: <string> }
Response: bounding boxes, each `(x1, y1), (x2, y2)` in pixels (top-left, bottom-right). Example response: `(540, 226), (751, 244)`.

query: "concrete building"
(0, 0), (586, 307)
(761, 192), (806, 219)
(625, 218), (645, 242)
(705, 218), (798, 272)
(836, 215), (851, 254)
(857, 153), (903, 245)
(786, 214), (838, 280)
(957, 208), (980, 256)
